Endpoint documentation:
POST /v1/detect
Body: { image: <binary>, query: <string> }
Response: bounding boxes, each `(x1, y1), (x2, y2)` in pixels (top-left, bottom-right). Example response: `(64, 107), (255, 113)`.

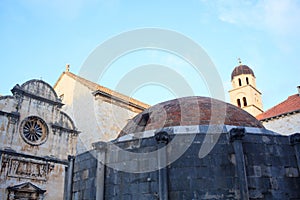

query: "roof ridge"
(256, 93), (300, 120)
(64, 71), (150, 109)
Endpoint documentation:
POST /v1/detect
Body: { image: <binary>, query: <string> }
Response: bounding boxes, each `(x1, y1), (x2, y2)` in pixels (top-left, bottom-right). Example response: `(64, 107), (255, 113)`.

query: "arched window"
(135, 113), (150, 132)
(243, 97), (247, 106)
(238, 78), (242, 86)
(246, 77), (249, 85)
(237, 99), (241, 107)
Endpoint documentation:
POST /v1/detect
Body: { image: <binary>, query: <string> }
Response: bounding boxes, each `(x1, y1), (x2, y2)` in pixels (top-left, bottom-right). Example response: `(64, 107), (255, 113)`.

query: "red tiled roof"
(256, 94), (300, 120)
(54, 71), (150, 110)
(119, 96), (264, 137)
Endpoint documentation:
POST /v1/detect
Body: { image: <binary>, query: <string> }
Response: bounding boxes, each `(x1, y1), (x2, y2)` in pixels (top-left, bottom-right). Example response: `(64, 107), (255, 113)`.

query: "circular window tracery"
(20, 116), (48, 146)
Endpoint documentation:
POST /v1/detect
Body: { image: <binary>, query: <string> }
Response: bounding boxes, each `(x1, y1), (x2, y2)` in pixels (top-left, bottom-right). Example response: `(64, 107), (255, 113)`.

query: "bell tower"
(229, 59), (263, 116)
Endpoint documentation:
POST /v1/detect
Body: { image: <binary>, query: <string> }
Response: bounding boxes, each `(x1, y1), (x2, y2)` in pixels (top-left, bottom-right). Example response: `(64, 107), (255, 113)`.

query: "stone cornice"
(11, 85), (64, 108)
(0, 149), (69, 165)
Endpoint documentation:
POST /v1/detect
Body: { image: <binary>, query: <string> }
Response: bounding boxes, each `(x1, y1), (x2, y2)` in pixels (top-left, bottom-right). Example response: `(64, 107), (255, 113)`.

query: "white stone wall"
(261, 112), (300, 135)
(0, 154), (67, 200)
(54, 73), (142, 154)
(0, 96), (76, 160)
(0, 80), (78, 200)
(229, 74), (263, 117)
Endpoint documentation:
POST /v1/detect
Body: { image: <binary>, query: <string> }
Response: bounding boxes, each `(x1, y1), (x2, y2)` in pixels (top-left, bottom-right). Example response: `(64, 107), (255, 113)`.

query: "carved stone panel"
(1, 155), (54, 181)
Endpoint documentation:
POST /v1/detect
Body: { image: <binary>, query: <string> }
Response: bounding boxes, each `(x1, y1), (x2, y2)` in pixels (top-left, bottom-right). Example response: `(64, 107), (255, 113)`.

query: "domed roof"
(231, 65), (255, 80)
(119, 96), (263, 137)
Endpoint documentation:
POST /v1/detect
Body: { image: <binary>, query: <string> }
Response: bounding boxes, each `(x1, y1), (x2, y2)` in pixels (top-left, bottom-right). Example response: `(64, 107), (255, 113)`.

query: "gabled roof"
(54, 71), (150, 110)
(256, 94), (300, 120)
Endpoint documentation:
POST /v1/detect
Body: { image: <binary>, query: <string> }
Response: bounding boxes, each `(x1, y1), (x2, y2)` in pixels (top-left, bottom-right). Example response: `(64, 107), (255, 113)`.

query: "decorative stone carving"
(20, 116), (48, 146)
(229, 127), (246, 142)
(7, 182), (46, 200)
(92, 141), (107, 151)
(155, 129), (170, 144)
(2, 155), (54, 181)
(8, 112), (20, 124)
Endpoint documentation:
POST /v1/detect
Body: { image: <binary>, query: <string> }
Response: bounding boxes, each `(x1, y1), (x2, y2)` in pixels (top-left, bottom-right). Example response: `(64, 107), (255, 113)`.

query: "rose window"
(20, 116), (48, 145)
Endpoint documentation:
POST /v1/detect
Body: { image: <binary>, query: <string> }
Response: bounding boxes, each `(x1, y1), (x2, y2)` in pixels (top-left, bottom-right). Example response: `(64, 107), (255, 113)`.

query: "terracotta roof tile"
(120, 96), (264, 137)
(256, 94), (300, 120)
(58, 71), (150, 110)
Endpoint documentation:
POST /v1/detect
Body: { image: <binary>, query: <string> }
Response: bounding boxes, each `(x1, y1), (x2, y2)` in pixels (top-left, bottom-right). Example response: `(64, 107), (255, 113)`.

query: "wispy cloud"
(205, 0), (300, 37)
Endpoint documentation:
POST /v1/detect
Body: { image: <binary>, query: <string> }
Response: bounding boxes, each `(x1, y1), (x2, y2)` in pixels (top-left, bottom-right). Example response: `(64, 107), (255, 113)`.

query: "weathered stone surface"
(0, 80), (78, 200)
(72, 131), (300, 199)
(262, 112), (300, 136)
(54, 72), (147, 154)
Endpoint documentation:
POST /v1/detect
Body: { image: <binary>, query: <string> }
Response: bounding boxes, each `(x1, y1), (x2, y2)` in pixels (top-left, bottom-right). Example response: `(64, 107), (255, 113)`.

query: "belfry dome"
(119, 96), (263, 137)
(231, 65), (255, 80)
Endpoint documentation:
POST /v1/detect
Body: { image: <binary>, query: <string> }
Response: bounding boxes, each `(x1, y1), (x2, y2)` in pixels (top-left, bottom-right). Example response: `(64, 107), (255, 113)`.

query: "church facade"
(0, 80), (78, 200)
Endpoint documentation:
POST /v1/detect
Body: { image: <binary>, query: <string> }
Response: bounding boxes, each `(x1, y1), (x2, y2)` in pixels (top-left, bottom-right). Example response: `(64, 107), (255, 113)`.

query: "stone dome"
(119, 96), (263, 137)
(231, 65), (255, 80)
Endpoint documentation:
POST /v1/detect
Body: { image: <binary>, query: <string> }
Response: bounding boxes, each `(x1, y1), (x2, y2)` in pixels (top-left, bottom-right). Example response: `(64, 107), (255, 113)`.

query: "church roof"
(119, 96), (263, 137)
(256, 94), (300, 120)
(231, 65), (255, 80)
(54, 71), (150, 110)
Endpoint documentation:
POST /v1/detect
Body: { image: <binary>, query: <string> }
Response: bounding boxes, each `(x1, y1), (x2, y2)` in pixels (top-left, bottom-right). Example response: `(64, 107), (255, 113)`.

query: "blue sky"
(1, 0), (300, 111)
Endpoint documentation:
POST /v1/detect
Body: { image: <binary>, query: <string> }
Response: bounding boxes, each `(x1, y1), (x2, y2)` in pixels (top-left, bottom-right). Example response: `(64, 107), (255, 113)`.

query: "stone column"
(66, 155), (74, 200)
(0, 151), (3, 171)
(290, 133), (300, 171)
(155, 130), (170, 200)
(229, 128), (249, 200)
(93, 141), (107, 200)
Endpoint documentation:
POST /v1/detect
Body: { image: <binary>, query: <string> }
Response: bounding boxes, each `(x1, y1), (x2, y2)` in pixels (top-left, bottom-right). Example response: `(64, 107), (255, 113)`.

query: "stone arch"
(20, 79), (59, 102)
(237, 98), (241, 107)
(243, 97), (247, 106)
(56, 111), (76, 131)
(238, 78), (242, 86)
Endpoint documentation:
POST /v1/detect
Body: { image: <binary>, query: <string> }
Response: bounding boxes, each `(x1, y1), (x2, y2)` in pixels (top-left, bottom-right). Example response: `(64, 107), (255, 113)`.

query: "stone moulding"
(11, 84), (64, 108)
(0, 149), (69, 165)
(0, 110), (20, 124)
(51, 123), (80, 135)
(92, 89), (148, 111)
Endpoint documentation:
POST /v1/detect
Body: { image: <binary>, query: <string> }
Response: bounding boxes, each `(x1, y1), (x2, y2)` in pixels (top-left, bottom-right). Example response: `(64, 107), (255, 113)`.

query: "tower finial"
(238, 58), (242, 65)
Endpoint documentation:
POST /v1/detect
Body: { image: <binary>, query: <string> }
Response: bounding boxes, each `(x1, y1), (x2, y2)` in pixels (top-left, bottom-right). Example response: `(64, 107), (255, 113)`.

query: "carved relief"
(1, 155), (54, 181)
(7, 182), (46, 200)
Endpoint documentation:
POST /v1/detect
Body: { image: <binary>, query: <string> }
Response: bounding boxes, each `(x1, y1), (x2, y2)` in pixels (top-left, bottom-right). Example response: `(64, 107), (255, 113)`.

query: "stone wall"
(72, 151), (97, 200)
(54, 72), (146, 154)
(0, 151), (69, 200)
(0, 79), (78, 200)
(72, 129), (300, 199)
(261, 112), (300, 135)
